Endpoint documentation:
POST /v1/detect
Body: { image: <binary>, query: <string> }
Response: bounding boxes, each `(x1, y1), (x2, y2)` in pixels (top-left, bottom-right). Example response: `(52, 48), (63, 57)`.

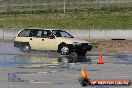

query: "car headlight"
(73, 42), (81, 46)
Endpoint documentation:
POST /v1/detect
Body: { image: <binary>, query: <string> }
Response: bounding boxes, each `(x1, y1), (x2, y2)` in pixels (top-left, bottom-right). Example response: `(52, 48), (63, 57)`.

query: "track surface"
(0, 41), (132, 88)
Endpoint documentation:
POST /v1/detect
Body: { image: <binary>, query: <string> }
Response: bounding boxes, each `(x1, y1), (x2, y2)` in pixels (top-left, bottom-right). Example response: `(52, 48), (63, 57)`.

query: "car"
(14, 28), (92, 55)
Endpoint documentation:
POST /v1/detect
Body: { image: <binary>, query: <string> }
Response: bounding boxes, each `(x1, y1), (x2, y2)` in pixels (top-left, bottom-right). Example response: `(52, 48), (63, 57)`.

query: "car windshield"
(52, 30), (74, 38)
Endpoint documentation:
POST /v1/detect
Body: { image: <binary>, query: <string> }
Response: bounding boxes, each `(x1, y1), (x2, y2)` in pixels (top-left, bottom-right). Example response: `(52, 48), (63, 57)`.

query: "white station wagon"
(14, 28), (92, 55)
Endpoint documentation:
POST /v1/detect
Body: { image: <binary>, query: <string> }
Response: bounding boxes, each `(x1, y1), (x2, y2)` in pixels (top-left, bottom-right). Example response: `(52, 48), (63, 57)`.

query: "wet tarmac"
(0, 41), (132, 88)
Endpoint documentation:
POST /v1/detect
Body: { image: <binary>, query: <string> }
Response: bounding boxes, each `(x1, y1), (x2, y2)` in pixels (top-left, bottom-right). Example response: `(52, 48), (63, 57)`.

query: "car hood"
(57, 37), (90, 44)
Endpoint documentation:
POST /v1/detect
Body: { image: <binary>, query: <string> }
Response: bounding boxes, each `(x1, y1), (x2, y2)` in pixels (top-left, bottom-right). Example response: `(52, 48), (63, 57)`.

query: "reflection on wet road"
(0, 54), (92, 68)
(0, 53), (132, 68)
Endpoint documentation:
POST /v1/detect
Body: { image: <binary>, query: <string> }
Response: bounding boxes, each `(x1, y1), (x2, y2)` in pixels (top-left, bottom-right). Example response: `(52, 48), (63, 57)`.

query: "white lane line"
(29, 81), (53, 84)
(19, 74), (38, 75)
(37, 72), (49, 74)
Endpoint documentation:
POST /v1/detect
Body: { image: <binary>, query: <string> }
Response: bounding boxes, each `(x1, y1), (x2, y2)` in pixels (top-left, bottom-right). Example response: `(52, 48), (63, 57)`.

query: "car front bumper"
(67, 43), (93, 52)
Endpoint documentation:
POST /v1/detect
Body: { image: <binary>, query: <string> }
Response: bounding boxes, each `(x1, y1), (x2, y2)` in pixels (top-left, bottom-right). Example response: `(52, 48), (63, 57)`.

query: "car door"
(41, 30), (58, 51)
(29, 30), (58, 51)
(29, 29), (44, 50)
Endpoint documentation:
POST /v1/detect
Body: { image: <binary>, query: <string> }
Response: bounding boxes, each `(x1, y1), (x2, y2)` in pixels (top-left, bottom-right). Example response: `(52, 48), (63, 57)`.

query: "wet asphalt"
(0, 41), (132, 88)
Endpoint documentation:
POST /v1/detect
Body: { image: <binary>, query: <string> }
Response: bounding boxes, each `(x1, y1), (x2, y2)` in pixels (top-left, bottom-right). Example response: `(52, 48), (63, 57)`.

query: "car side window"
(36, 30), (43, 37)
(41, 30), (52, 38)
(61, 31), (70, 37)
(18, 29), (32, 37)
(41, 30), (47, 38)
(29, 30), (39, 37)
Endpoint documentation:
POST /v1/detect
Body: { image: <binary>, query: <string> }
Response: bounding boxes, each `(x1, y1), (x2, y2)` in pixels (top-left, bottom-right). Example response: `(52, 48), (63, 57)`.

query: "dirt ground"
(89, 40), (132, 52)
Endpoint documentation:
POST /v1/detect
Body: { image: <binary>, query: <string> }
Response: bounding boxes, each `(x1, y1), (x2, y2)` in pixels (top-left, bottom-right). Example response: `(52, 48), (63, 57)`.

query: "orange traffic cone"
(97, 52), (104, 64)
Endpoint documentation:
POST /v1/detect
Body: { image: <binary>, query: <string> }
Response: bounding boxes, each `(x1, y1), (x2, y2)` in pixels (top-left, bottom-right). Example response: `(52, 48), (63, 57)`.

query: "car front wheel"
(60, 45), (70, 55)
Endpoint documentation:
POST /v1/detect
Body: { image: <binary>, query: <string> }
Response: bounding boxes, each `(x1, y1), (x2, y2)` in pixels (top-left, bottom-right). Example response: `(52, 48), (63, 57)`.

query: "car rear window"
(18, 29), (32, 37)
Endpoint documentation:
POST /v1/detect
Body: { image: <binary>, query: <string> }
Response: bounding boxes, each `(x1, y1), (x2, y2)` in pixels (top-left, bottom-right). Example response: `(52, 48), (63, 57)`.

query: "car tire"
(60, 45), (70, 55)
(76, 51), (87, 56)
(21, 45), (31, 52)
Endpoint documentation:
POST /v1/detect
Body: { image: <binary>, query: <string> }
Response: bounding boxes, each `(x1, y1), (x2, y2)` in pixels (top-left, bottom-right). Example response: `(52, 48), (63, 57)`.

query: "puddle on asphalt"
(0, 54), (92, 68)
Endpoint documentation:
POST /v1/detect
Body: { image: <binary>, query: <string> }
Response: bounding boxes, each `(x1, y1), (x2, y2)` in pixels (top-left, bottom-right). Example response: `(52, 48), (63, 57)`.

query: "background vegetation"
(0, 1), (132, 29)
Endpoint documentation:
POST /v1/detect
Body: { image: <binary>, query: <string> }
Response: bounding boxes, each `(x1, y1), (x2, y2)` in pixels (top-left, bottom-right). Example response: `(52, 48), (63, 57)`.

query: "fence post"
(64, 0), (66, 13)
(99, 0), (102, 11)
(89, 29), (90, 40)
(3, 28), (4, 40)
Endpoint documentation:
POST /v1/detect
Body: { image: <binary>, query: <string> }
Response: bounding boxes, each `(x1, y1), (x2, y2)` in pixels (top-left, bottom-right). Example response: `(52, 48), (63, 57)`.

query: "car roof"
(23, 28), (60, 31)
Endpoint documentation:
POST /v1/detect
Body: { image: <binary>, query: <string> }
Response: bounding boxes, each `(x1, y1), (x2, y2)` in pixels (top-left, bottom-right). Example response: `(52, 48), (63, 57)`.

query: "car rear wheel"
(21, 45), (31, 52)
